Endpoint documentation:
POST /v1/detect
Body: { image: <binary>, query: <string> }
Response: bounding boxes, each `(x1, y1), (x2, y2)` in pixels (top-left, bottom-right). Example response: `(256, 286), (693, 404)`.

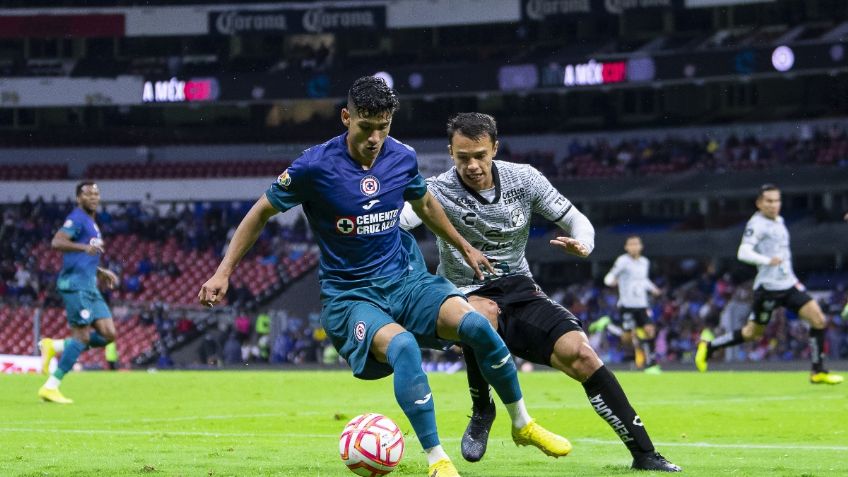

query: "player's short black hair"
(76, 181), (97, 196)
(447, 112), (498, 144)
(757, 183), (780, 199)
(347, 76), (399, 119)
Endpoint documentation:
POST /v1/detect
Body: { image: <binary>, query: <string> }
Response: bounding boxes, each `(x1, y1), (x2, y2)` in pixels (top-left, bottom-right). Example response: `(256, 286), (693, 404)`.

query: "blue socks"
(87, 331), (110, 349)
(386, 332), (439, 449)
(54, 338), (86, 380)
(457, 311), (522, 404)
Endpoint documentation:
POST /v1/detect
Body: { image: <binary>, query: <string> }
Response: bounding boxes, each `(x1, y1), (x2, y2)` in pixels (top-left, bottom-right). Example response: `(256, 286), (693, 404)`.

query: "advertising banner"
(0, 354), (42, 374)
(0, 13), (124, 38)
(0, 76), (143, 108)
(522, 0), (683, 21)
(209, 5), (385, 36)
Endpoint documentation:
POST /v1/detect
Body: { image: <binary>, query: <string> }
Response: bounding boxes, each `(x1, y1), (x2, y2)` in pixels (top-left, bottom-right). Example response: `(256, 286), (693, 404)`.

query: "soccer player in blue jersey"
(38, 182), (120, 404)
(198, 77), (569, 477)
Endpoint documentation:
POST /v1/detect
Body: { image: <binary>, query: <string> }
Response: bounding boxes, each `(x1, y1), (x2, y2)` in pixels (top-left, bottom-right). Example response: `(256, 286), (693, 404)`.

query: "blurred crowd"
(511, 124), (848, 180)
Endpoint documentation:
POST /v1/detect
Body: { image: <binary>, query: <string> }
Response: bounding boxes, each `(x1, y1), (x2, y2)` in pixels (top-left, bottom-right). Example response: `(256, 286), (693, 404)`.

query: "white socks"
(505, 398), (532, 429)
(425, 445), (449, 466)
(44, 375), (61, 390)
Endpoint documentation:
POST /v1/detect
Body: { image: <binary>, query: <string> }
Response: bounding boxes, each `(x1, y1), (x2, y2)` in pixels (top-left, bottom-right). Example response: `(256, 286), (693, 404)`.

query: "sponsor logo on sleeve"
(277, 169), (292, 188)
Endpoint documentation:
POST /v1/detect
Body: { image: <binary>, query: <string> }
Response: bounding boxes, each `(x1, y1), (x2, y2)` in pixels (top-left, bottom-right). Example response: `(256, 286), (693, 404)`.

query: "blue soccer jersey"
(57, 207), (103, 291)
(266, 133), (427, 281)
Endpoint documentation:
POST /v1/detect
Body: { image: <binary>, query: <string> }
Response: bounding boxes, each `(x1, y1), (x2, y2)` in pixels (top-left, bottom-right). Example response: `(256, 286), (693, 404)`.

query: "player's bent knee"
(386, 331), (419, 360)
(468, 295), (499, 328)
(456, 311), (497, 347)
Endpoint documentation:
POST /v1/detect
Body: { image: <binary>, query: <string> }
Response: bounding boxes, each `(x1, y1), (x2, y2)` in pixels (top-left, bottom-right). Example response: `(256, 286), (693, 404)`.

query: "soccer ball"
(339, 413), (405, 476)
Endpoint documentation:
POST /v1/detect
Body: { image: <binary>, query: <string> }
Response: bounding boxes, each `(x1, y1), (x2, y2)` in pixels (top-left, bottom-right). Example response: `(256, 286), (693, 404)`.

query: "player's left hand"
(462, 247), (496, 280)
(550, 236), (589, 257)
(97, 268), (120, 289)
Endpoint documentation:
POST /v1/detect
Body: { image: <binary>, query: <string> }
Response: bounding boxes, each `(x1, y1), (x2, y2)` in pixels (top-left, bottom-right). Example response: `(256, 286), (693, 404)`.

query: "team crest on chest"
(510, 207), (527, 227)
(360, 175), (380, 196)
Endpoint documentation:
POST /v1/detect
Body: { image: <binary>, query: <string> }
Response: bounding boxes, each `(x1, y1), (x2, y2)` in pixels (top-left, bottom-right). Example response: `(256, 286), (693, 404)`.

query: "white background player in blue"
(198, 76), (570, 477)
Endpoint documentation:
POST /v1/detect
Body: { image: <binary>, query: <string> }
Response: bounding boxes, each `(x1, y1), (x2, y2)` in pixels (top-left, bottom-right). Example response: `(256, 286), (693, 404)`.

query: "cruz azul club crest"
(360, 175), (380, 196)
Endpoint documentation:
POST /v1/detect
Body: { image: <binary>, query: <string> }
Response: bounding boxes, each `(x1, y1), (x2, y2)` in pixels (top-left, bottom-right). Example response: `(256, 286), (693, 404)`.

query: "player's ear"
(447, 144), (453, 157)
(492, 140), (499, 157)
(341, 108), (351, 128)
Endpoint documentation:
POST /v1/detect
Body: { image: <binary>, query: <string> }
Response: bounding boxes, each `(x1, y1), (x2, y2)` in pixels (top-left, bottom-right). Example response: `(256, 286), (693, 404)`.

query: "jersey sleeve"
(604, 256), (624, 286)
(527, 165), (573, 222)
(60, 215), (81, 240)
(265, 156), (311, 212)
(403, 173), (428, 201)
(740, 218), (761, 248)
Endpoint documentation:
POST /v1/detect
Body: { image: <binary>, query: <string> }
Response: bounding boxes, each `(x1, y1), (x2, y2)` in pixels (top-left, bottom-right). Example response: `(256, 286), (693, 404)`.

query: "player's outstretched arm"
(198, 195), (278, 307)
(409, 191), (494, 279)
(549, 206), (595, 258)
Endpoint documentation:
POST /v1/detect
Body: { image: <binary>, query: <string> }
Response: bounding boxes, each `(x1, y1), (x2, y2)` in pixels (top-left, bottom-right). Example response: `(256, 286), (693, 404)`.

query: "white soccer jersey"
(424, 161), (575, 293)
(605, 254), (654, 309)
(739, 212), (798, 290)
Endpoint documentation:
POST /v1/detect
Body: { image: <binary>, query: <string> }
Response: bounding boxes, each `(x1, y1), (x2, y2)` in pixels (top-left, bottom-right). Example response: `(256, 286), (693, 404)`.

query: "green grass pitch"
(2, 370), (846, 476)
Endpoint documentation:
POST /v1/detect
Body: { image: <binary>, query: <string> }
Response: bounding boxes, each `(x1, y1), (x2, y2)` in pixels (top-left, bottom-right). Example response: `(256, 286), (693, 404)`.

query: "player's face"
(625, 237), (643, 257)
(77, 184), (101, 214)
(342, 107), (392, 165)
(756, 190), (781, 219)
(449, 133), (498, 191)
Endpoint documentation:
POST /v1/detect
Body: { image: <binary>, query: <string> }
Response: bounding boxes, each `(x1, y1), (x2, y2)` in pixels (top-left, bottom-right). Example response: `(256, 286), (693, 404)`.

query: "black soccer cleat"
(631, 452), (682, 472)
(461, 402), (496, 462)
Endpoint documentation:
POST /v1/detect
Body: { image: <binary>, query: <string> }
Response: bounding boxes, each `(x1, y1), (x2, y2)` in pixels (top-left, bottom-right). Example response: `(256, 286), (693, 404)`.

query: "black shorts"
(616, 307), (652, 331)
(468, 275), (583, 367)
(750, 286), (813, 325)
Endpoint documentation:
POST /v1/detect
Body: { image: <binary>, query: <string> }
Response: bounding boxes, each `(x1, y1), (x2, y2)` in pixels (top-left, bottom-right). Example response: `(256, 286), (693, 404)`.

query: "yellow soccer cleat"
(511, 419), (572, 458)
(644, 364), (663, 375)
(428, 458), (460, 477)
(38, 338), (56, 376)
(695, 341), (709, 373)
(38, 386), (73, 404)
(810, 372), (844, 385)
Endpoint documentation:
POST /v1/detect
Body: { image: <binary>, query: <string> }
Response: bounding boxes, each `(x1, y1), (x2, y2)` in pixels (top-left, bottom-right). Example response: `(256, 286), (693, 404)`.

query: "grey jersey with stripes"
(427, 161), (573, 293)
(741, 212), (798, 290)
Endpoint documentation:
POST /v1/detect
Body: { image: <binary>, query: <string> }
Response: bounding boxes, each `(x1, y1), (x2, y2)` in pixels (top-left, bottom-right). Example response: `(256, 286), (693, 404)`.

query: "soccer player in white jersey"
(603, 236), (663, 374)
(401, 112), (680, 472)
(696, 184), (843, 385)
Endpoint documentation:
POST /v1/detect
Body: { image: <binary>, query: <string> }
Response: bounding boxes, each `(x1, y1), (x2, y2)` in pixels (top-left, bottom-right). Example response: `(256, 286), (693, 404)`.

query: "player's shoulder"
(746, 212), (766, 228)
(384, 136), (416, 156)
(494, 159), (535, 176)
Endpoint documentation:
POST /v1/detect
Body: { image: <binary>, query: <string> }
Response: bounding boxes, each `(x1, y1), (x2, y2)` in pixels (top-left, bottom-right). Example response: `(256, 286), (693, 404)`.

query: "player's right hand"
(198, 274), (229, 308)
(769, 256), (783, 266)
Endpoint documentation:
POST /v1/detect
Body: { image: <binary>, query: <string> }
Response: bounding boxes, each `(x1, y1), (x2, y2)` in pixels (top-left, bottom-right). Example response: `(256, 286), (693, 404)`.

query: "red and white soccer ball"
(339, 413), (405, 476)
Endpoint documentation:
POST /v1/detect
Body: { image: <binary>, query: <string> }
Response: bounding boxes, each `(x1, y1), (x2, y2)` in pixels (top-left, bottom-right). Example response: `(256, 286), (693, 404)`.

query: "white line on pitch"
(2, 428), (846, 452)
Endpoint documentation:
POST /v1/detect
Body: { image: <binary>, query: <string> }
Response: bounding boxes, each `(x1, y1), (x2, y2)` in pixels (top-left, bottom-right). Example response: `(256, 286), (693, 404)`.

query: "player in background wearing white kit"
(602, 236), (663, 374)
(696, 184), (843, 385)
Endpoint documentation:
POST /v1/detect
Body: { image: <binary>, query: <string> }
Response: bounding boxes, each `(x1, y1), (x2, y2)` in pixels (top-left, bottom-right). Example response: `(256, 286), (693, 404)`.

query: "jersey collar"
(455, 162), (501, 205)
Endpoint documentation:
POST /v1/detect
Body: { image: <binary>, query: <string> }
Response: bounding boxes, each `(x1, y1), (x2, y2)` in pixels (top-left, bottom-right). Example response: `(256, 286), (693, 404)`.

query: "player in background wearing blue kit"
(38, 182), (120, 404)
(198, 77), (570, 477)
